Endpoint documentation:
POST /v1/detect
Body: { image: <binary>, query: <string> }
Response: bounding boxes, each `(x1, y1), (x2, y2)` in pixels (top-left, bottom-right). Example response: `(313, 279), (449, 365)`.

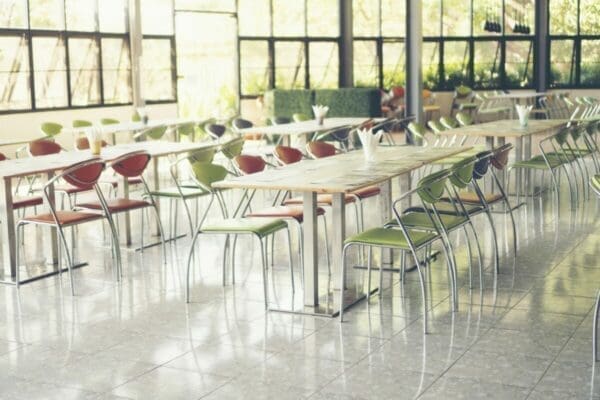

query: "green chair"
(339, 170), (457, 334)
(407, 122), (432, 146)
(133, 125), (167, 141)
(72, 120), (92, 128)
(176, 122), (197, 142)
(456, 112), (474, 126)
(185, 162), (294, 309)
(440, 116), (459, 130)
(41, 122), (63, 138)
(592, 175), (600, 197)
(292, 113), (311, 122)
(451, 85), (479, 116)
(100, 118), (120, 125)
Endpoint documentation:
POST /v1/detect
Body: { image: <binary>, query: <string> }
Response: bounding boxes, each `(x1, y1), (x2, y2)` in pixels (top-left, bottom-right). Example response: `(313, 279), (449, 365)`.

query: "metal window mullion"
(98, 34), (105, 104)
(304, 39), (310, 89)
(65, 34), (72, 107)
(377, 38), (383, 88)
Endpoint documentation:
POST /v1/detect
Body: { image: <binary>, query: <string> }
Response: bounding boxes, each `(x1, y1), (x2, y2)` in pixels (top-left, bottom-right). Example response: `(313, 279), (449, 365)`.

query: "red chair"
(16, 159), (120, 294)
(75, 151), (167, 264)
(234, 154), (331, 275)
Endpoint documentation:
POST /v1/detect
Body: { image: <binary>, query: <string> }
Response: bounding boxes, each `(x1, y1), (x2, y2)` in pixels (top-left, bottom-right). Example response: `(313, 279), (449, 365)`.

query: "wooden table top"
(214, 146), (471, 194)
(0, 140), (221, 179)
(237, 117), (384, 136)
(440, 119), (567, 138)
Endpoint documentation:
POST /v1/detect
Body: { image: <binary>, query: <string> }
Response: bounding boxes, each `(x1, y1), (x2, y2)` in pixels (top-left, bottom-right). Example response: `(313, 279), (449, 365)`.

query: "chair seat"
(592, 175), (600, 193)
(386, 212), (468, 231)
(149, 186), (209, 199)
(352, 185), (381, 199)
(201, 217), (288, 238)
(345, 227), (437, 250)
(283, 193), (357, 206)
(21, 210), (102, 226)
(511, 157), (563, 170)
(55, 184), (93, 195)
(246, 205), (325, 223)
(13, 196), (43, 209)
(77, 198), (150, 213)
(454, 192), (504, 205)
(458, 103), (478, 110)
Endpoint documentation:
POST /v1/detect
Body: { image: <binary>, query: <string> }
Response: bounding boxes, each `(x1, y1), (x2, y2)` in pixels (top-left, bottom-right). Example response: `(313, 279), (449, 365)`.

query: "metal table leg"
(0, 178), (17, 282)
(44, 173), (58, 266)
(302, 191), (319, 307)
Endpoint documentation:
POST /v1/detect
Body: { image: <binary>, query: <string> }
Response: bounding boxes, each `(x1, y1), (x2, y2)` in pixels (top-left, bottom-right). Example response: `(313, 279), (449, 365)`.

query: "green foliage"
(314, 88), (382, 118)
(264, 89), (314, 119)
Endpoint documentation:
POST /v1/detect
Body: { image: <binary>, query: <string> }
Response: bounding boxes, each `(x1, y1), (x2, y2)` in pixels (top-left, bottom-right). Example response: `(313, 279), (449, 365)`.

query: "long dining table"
(0, 139), (224, 285)
(213, 145), (471, 317)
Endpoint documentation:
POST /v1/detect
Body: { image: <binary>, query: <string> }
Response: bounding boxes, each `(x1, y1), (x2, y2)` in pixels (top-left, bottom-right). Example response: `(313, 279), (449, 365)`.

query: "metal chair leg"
(285, 228), (294, 292)
(366, 246), (373, 300)
(594, 289), (600, 362)
(259, 238), (269, 310)
(409, 247), (428, 335)
(185, 229), (202, 303)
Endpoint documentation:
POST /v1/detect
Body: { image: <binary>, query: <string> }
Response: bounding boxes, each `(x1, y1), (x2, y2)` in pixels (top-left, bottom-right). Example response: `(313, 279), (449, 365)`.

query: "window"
(68, 37), (101, 106)
(32, 36), (68, 108)
(550, 39), (576, 87)
(237, 0), (340, 97)
(0, 35), (30, 111)
(0, 0), (28, 28)
(101, 38), (132, 104)
(29, 0), (64, 30)
(474, 40), (501, 88)
(353, 40), (378, 87)
(382, 41), (405, 88)
(65, 0), (96, 31)
(580, 40), (600, 86)
(142, 38), (175, 101)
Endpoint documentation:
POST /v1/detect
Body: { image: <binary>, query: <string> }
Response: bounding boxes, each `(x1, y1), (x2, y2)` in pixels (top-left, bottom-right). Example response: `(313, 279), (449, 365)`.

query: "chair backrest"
(490, 143), (513, 170)
(592, 175), (600, 197)
(131, 110), (141, 122)
(234, 155), (266, 175)
(455, 112), (473, 126)
(177, 122), (196, 137)
(143, 125), (167, 140)
(306, 141), (336, 159)
(449, 156), (477, 189)
(75, 137), (108, 150)
(29, 139), (61, 156)
(0, 152), (7, 162)
(274, 145), (303, 165)
(473, 151), (493, 179)
(220, 137), (245, 159)
(293, 113), (310, 122)
(186, 147), (216, 164)
(427, 120), (446, 134)
(440, 116), (459, 130)
(100, 118), (120, 125)
(111, 151), (151, 178)
(454, 85), (473, 100)
(407, 122), (427, 141)
(232, 118), (253, 131)
(61, 160), (105, 190)
(41, 122), (63, 137)
(206, 123), (226, 139)
(72, 120), (92, 128)
(189, 162), (229, 191)
(417, 169), (452, 204)
(270, 116), (291, 125)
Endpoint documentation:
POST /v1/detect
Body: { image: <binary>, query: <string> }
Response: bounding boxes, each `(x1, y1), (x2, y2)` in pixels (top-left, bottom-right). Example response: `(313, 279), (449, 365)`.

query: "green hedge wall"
(264, 88), (381, 118)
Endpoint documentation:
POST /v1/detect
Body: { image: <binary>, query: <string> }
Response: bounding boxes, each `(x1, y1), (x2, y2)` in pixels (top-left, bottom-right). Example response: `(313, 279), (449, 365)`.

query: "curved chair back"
(220, 137), (245, 159)
(29, 139), (61, 156)
(455, 112), (473, 126)
(427, 120), (446, 134)
(41, 122), (63, 138)
(592, 175), (600, 197)
(177, 122), (196, 138)
(491, 143), (513, 170)
(206, 123), (226, 139)
(293, 113), (310, 122)
(232, 118), (253, 131)
(449, 156), (477, 189)
(306, 141), (336, 159)
(0, 152), (6, 162)
(100, 118), (120, 125)
(473, 151), (493, 180)
(111, 151), (151, 178)
(274, 145), (303, 165)
(75, 137), (108, 151)
(144, 125), (167, 140)
(62, 160), (105, 190)
(72, 120), (92, 128)
(270, 116), (291, 125)
(455, 85), (473, 100)
(186, 147), (216, 164)
(440, 116), (459, 130)
(407, 122), (427, 141)
(234, 155), (266, 175)
(189, 162), (229, 192)
(417, 169), (452, 204)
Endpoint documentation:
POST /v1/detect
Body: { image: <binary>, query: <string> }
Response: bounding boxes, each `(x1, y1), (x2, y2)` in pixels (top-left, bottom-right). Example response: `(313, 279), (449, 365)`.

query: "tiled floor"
(0, 177), (599, 399)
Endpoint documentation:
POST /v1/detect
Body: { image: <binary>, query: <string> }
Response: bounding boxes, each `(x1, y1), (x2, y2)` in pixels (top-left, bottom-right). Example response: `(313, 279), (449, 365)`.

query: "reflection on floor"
(0, 182), (599, 400)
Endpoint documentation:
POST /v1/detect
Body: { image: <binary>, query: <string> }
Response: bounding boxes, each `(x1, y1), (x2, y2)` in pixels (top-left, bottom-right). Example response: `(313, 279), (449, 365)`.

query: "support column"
(405, 0), (423, 143)
(534, 0), (548, 93)
(339, 0), (353, 87)
(129, 0), (144, 108)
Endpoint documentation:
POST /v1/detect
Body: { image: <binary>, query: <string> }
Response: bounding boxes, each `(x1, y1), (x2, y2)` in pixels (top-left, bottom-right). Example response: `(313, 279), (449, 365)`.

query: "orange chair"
(75, 151), (167, 264)
(234, 154), (331, 275)
(16, 159), (120, 293)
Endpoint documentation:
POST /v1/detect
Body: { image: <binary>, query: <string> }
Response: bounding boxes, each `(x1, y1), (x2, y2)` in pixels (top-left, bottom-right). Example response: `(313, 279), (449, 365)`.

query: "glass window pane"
(580, 0), (600, 35)
(0, 0), (28, 28)
(274, 41), (305, 89)
(29, 0), (64, 30)
(238, 0), (270, 37)
(504, 0), (534, 35)
(240, 41), (270, 96)
(473, 40), (501, 88)
(353, 0), (379, 37)
(65, 0), (96, 31)
(141, 0), (174, 35)
(68, 37), (100, 106)
(581, 40), (600, 86)
(353, 40), (378, 87)
(422, 41), (440, 89)
(102, 38), (131, 104)
(382, 41), (405, 88)
(272, 0), (304, 37)
(175, 0), (235, 12)
(505, 40), (533, 88)
(422, 0), (441, 37)
(443, 41), (470, 89)
(309, 42), (338, 89)
(549, 0), (577, 35)
(142, 38), (175, 100)
(473, 0), (501, 36)
(549, 39), (575, 87)
(99, 0), (128, 32)
(0, 35), (30, 110)
(307, 0), (339, 37)
(443, 0), (470, 36)
(32, 36), (68, 108)
(381, 0), (405, 37)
